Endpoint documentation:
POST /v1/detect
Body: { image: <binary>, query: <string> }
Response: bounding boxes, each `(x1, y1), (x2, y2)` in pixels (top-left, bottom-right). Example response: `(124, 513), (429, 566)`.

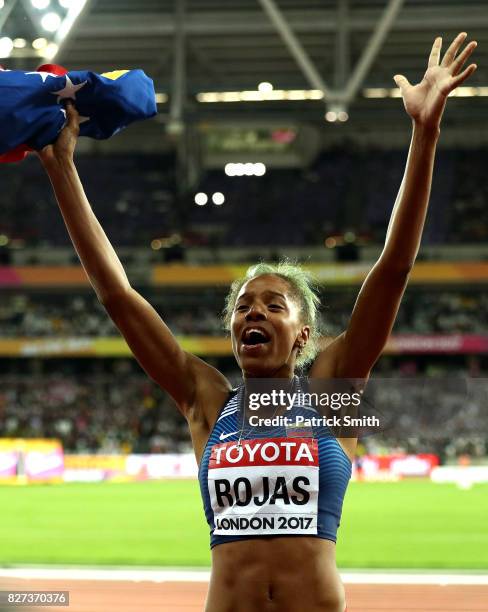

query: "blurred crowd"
(1, 147), (488, 250)
(358, 366), (488, 463)
(1, 288), (488, 338)
(0, 362), (190, 454)
(0, 154), (178, 250)
(0, 358), (486, 461)
(448, 150), (488, 243)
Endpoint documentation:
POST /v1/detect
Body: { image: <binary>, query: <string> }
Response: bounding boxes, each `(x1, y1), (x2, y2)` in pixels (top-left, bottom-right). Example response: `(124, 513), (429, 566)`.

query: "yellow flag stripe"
(101, 69), (130, 81)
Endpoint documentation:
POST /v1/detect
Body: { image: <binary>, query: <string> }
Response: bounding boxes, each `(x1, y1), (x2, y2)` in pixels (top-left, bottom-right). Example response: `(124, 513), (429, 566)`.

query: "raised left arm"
(311, 33), (477, 380)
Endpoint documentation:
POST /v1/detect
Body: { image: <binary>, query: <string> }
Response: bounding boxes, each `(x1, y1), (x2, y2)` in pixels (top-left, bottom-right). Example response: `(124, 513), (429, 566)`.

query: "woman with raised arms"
(37, 33), (476, 612)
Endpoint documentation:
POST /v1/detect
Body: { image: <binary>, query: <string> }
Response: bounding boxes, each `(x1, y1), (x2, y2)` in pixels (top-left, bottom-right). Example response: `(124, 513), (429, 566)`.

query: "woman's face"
(230, 274), (310, 378)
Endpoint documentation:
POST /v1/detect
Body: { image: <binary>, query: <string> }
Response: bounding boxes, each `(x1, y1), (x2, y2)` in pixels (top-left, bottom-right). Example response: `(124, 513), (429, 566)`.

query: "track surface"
(1, 572), (487, 612)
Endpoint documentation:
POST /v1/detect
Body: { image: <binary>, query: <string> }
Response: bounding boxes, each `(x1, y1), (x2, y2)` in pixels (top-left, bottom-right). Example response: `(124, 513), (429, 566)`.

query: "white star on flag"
(60, 109), (90, 127)
(51, 75), (87, 103)
(26, 71), (58, 83)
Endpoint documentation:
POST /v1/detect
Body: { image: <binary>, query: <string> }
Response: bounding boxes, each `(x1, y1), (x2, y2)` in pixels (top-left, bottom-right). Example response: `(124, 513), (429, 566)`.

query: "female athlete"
(38, 34), (476, 612)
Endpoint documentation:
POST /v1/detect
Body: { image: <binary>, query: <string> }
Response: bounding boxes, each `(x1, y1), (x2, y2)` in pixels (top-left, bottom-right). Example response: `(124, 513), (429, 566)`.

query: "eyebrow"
(237, 291), (287, 302)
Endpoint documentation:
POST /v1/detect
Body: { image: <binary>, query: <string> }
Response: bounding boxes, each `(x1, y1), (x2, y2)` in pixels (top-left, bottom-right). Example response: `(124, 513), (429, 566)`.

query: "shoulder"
(186, 353), (234, 427)
(309, 332), (372, 380)
(308, 333), (345, 379)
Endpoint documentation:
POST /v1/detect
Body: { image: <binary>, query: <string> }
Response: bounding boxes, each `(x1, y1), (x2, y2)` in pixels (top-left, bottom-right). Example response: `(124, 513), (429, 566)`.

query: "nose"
(245, 304), (266, 321)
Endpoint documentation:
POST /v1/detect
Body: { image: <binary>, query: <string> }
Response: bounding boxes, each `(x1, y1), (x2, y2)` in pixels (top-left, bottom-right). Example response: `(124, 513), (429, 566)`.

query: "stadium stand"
(1, 288), (488, 337)
(1, 148), (488, 249)
(0, 356), (486, 459)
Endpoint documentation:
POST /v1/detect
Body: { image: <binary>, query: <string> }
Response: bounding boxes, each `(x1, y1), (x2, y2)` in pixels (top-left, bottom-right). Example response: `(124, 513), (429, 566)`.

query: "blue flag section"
(0, 66), (157, 161)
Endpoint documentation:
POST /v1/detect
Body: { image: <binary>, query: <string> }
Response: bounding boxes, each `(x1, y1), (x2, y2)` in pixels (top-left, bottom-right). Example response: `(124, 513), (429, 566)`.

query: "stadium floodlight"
(58, 0), (86, 7)
(244, 163), (254, 176)
(41, 11), (62, 31)
(212, 192), (225, 206)
(194, 193), (208, 206)
(363, 88), (389, 98)
(13, 38), (27, 48)
(325, 103), (349, 123)
(0, 37), (13, 58)
(31, 0), (50, 8)
(41, 42), (59, 59)
(258, 82), (273, 93)
(225, 163), (266, 177)
(450, 86), (478, 98)
(220, 92), (241, 102)
(155, 93), (168, 104)
(0, 0), (4, 9)
(32, 37), (48, 49)
(196, 92), (219, 103)
(254, 163), (266, 176)
(196, 89), (325, 103)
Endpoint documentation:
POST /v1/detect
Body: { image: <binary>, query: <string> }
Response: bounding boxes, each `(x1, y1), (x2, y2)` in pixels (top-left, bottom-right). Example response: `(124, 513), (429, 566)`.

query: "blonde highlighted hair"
(223, 260), (322, 367)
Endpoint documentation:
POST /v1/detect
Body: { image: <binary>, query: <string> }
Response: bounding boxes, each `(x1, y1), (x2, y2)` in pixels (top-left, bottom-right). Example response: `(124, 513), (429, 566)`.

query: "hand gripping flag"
(0, 64), (157, 162)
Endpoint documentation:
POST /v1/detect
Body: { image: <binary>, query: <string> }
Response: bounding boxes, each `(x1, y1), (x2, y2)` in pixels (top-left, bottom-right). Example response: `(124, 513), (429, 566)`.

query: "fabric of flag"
(0, 64), (157, 162)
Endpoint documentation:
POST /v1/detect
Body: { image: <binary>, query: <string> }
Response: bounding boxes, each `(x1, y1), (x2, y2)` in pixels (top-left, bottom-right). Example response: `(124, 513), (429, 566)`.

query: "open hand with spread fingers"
(393, 32), (477, 130)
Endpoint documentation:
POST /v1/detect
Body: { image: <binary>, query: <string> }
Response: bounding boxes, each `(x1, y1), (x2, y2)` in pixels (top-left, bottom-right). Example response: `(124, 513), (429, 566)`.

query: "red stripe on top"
(209, 437), (318, 469)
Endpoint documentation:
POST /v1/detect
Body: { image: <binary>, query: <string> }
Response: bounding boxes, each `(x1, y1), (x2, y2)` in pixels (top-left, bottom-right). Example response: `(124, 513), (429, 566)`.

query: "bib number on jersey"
(208, 437), (319, 536)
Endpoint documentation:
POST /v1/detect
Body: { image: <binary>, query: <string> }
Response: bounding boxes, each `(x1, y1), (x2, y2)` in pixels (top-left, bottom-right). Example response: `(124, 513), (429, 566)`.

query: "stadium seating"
(1, 148), (488, 248)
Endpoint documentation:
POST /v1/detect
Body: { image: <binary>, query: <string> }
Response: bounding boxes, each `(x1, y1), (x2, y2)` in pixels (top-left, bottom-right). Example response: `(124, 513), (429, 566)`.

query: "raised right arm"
(39, 103), (231, 414)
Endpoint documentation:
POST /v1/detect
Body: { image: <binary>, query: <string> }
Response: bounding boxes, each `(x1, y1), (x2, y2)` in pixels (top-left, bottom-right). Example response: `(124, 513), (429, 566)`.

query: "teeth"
(246, 328), (265, 339)
(243, 328), (269, 346)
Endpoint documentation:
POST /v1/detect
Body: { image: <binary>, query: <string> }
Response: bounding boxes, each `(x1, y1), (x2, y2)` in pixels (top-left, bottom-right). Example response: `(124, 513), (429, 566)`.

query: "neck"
(240, 374), (298, 422)
(242, 362), (295, 380)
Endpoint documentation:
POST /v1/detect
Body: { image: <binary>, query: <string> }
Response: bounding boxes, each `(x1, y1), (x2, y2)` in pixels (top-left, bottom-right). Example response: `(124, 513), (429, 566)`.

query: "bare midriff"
(205, 537), (345, 612)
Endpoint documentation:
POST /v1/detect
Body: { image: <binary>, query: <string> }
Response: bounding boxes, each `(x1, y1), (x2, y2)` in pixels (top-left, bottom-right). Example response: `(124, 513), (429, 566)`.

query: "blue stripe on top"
(198, 383), (352, 549)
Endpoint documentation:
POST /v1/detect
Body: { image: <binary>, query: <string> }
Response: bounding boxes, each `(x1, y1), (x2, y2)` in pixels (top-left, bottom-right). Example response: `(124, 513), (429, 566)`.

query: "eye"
(235, 304), (248, 312)
(268, 303), (284, 310)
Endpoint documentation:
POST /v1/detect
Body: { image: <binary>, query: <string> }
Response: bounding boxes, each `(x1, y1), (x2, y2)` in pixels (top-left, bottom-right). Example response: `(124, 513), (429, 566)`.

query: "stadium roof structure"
(2, 0), (488, 146)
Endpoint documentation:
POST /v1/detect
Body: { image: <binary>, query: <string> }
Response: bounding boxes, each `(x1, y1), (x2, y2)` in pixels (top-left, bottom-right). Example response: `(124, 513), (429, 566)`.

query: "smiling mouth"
(242, 328), (271, 347)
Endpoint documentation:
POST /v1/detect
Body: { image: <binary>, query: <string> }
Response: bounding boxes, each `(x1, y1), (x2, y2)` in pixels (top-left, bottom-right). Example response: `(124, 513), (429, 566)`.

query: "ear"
(295, 325), (310, 350)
